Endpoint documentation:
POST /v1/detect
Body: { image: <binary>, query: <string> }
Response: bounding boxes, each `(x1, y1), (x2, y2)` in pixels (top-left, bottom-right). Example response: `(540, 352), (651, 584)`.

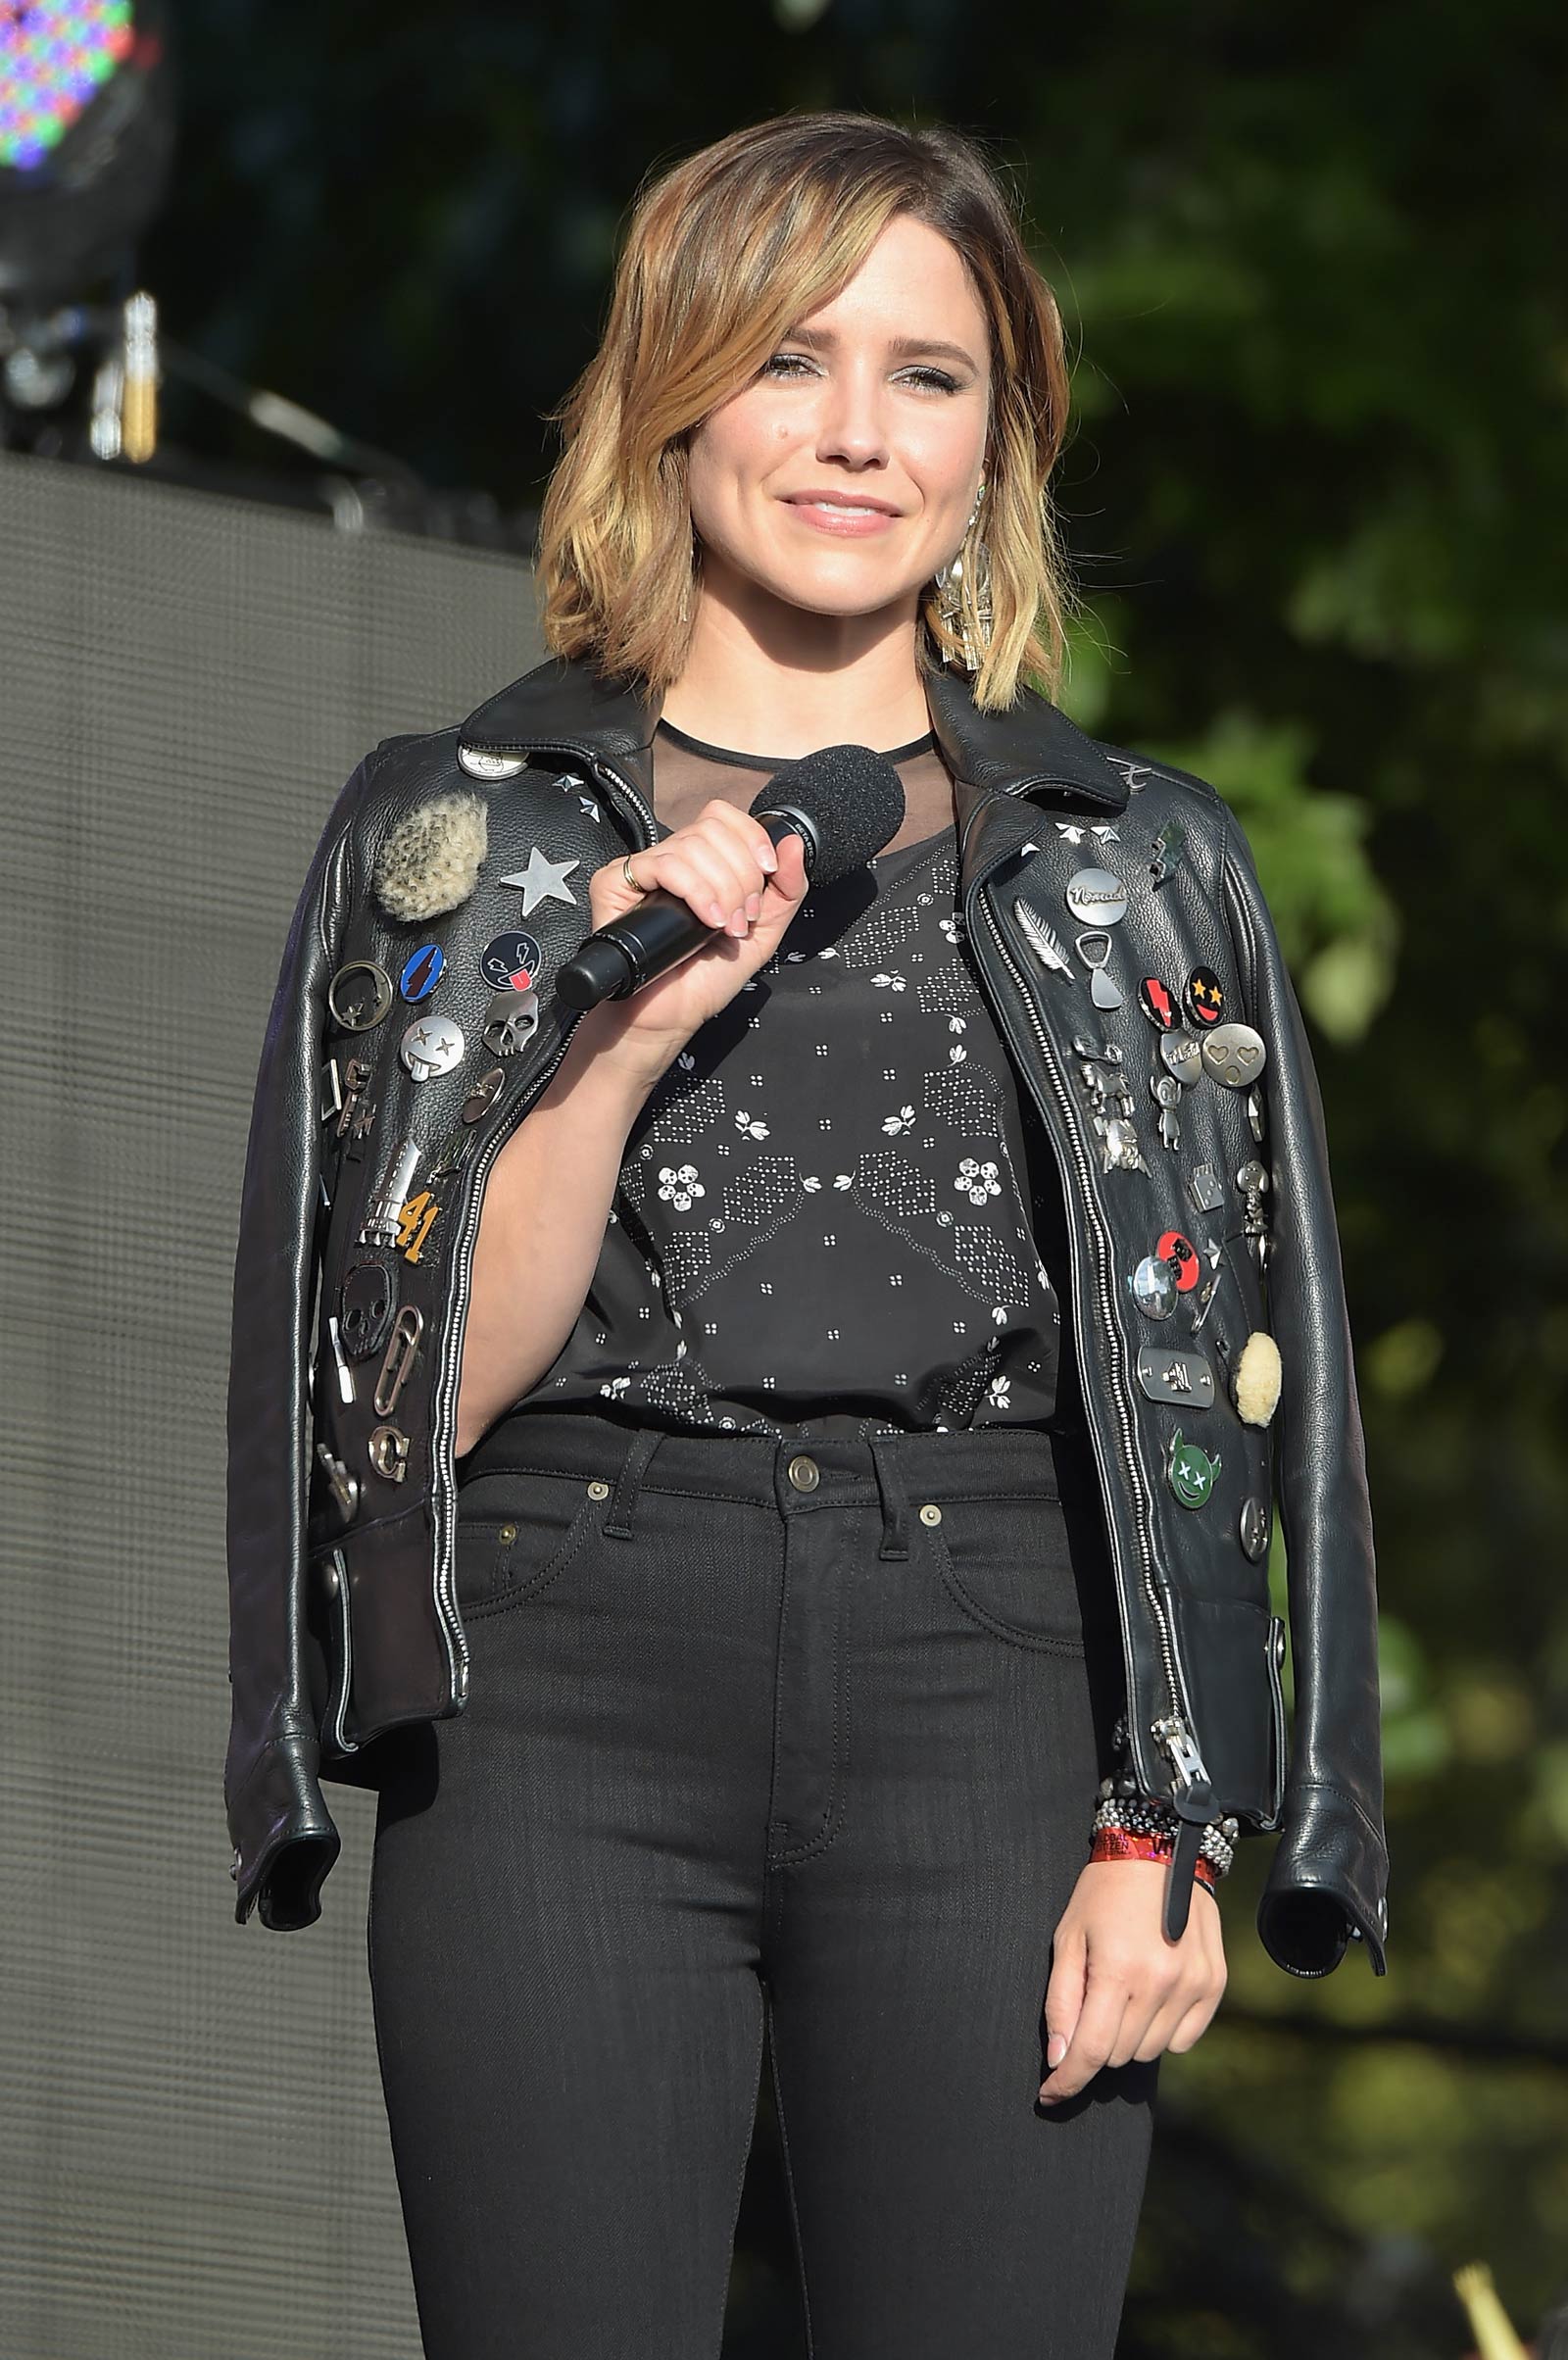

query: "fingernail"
(1038, 2088), (1056, 2104)
(709, 901), (725, 924)
(1046, 2033), (1067, 2069)
(746, 892), (762, 918)
(728, 912), (749, 935)
(760, 847), (778, 872)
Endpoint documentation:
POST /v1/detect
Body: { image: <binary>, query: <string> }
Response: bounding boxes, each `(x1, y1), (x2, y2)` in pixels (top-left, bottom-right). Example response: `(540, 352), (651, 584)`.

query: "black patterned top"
(512, 721), (1075, 1441)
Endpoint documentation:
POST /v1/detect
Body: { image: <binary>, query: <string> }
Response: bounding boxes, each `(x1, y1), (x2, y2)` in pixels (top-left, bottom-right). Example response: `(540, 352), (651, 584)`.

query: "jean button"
(787, 1452), (820, 1493)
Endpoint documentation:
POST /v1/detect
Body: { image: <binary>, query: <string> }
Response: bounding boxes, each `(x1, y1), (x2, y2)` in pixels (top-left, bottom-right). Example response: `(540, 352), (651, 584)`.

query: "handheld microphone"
(555, 744), (906, 1011)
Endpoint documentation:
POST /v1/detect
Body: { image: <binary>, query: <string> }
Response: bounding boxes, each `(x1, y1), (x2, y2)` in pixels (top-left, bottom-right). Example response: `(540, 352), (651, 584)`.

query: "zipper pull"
(1152, 1714), (1218, 1821)
(1151, 1716), (1214, 1941)
(1163, 1815), (1204, 1942)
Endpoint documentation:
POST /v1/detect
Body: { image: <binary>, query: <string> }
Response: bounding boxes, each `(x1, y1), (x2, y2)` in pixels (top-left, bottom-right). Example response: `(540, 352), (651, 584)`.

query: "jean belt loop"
(867, 1432), (912, 1562)
(602, 1426), (666, 1541)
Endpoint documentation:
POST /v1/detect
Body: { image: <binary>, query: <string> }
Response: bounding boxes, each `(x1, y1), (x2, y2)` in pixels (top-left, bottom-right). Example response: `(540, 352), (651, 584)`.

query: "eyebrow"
(781, 324), (982, 372)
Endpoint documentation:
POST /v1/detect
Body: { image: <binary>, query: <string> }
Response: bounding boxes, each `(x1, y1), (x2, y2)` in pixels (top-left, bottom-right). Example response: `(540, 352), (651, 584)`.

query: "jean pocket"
(924, 1488), (1095, 1654)
(455, 1470), (603, 1618)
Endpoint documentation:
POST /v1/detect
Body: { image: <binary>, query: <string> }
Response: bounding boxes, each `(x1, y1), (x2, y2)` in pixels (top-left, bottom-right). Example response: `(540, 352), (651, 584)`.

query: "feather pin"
(1012, 898), (1075, 982)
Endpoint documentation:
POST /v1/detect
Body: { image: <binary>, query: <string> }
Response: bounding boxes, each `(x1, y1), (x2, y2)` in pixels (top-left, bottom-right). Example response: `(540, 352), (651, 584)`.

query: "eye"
(759, 353), (964, 394)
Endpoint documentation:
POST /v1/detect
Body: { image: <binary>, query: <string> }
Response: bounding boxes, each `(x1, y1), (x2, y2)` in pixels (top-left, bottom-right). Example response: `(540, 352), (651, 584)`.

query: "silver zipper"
(323, 1549), (356, 1754)
(427, 747), (660, 1705)
(971, 869), (1213, 1810)
(1264, 1612), (1287, 1824)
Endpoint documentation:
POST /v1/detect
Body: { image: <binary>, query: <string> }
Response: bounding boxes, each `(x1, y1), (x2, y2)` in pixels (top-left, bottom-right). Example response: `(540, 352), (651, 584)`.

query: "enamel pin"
(400, 1017), (465, 1083)
(500, 846), (580, 915)
(480, 931), (545, 992)
(1135, 1345), (1216, 1408)
(1012, 898), (1074, 981)
(1200, 1021), (1267, 1089)
(1167, 1429), (1221, 1509)
(327, 960), (393, 1033)
(1063, 867), (1128, 926)
(399, 945), (446, 1003)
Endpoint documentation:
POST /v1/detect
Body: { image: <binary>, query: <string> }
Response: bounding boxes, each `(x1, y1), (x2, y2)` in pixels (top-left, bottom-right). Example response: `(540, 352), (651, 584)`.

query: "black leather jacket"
(224, 652), (1389, 1979)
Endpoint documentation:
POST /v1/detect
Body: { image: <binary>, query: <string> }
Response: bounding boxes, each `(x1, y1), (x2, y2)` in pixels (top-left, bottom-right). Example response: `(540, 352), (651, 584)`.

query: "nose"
(814, 360), (891, 471)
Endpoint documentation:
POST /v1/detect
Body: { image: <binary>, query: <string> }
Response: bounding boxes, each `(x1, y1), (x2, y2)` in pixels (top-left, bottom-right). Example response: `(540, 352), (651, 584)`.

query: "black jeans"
(367, 1408), (1158, 2360)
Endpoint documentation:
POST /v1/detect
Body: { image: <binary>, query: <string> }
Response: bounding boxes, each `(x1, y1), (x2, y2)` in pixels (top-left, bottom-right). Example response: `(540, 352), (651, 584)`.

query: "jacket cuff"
(1256, 1777), (1389, 1978)
(227, 1729), (342, 1931)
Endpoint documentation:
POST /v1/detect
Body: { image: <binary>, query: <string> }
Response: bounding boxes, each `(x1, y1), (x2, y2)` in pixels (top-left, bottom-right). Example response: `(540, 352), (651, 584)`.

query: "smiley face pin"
(399, 1016), (465, 1082)
(1200, 1021), (1267, 1089)
(1168, 1428), (1222, 1509)
(480, 931), (544, 993)
(1183, 967), (1226, 1028)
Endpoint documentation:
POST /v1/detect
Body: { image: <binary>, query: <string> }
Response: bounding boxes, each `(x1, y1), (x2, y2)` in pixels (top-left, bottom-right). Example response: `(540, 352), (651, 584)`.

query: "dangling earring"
(934, 478), (993, 673)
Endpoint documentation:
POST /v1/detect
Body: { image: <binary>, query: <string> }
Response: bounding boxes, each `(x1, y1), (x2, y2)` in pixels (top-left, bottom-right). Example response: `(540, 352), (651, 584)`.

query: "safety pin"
(373, 1304), (424, 1417)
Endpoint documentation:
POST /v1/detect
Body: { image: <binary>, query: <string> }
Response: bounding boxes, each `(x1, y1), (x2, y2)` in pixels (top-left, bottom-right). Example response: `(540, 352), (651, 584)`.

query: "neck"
(659, 553), (934, 758)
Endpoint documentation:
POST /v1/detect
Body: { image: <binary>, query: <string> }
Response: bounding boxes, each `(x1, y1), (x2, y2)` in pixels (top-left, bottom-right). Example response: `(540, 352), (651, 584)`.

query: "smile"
(783, 497), (901, 536)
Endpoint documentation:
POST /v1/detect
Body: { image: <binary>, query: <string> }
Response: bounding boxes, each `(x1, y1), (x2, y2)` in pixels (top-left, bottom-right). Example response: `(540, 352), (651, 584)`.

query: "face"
(684, 213), (992, 628)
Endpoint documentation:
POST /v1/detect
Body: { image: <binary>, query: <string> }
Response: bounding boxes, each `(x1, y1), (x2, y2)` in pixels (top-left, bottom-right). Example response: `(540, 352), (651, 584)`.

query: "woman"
(224, 111), (1388, 2360)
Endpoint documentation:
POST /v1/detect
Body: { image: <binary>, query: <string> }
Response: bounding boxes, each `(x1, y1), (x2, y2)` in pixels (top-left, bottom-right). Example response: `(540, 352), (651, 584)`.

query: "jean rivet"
(499, 1522), (516, 1544)
(919, 1502), (943, 1526)
(587, 1480), (611, 1501)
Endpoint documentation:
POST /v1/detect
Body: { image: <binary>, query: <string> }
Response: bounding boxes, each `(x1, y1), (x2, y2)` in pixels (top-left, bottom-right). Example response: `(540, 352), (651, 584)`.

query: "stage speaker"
(1, 447), (545, 2360)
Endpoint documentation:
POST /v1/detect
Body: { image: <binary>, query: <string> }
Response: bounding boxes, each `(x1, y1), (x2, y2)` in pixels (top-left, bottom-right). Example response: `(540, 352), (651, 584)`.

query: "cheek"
(691, 396), (794, 496)
(909, 411), (988, 510)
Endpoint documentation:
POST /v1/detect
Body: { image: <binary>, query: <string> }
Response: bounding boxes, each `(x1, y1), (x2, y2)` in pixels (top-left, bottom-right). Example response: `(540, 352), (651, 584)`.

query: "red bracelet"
(1088, 1827), (1220, 1892)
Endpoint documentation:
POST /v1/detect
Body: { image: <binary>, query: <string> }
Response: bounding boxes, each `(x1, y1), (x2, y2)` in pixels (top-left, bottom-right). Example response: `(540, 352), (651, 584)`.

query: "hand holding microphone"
(557, 746), (906, 1086)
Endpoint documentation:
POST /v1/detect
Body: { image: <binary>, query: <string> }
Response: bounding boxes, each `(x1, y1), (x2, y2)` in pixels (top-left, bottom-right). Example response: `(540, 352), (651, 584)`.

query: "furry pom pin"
(371, 793), (489, 922)
(1232, 1331), (1283, 1428)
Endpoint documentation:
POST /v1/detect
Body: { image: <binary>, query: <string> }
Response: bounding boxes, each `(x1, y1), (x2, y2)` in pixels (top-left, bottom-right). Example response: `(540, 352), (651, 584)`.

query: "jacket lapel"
(457, 653), (1132, 860)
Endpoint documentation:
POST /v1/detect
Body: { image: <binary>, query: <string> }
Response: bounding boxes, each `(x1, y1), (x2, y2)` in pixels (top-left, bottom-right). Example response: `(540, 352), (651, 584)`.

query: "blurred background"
(3, 2), (1566, 2355)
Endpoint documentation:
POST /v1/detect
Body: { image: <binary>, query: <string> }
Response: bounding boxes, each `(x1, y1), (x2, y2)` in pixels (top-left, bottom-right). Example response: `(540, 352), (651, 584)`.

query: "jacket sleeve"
(1220, 806), (1390, 1977)
(224, 750), (380, 1931)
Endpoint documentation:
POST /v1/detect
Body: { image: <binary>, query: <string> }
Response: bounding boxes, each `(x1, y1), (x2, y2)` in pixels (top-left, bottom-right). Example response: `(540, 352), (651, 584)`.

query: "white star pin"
(500, 846), (580, 913)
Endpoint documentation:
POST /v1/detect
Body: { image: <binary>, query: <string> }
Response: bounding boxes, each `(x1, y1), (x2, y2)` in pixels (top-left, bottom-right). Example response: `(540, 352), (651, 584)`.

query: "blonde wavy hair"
(536, 112), (1077, 712)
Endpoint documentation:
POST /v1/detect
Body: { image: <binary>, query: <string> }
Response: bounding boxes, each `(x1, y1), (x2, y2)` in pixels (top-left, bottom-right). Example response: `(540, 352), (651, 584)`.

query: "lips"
(783, 492), (902, 517)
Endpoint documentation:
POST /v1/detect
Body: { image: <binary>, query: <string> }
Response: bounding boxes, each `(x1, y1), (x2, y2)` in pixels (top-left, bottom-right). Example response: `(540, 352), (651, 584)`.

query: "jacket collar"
(459, 652), (1131, 816)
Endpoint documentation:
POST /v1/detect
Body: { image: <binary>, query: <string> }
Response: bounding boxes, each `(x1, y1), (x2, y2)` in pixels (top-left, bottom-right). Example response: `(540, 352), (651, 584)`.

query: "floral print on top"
(511, 723), (1071, 1441)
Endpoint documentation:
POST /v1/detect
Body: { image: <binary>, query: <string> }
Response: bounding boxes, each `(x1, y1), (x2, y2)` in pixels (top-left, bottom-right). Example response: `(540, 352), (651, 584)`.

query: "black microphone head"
(750, 745), (906, 887)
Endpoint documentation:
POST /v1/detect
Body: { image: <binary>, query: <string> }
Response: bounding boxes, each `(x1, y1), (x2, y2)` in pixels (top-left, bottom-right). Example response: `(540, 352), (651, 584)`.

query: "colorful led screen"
(1, 0), (135, 172)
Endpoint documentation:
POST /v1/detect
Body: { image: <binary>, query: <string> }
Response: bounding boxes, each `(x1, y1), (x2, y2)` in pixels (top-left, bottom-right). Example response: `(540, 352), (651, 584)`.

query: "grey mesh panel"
(1, 446), (543, 2360)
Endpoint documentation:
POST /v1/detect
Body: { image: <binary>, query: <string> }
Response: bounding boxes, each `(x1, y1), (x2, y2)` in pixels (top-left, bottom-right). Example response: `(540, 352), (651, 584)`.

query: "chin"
(748, 554), (925, 625)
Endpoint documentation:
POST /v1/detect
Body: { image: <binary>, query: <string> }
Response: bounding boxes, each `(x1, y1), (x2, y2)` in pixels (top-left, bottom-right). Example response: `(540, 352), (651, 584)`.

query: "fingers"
(1041, 1976), (1132, 2103)
(1040, 1867), (1228, 2101)
(595, 799), (781, 936)
(1041, 1918), (1088, 2084)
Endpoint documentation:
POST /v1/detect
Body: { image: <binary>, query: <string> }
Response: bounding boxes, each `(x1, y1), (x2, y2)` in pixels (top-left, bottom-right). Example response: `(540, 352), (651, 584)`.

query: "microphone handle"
(554, 811), (816, 1012)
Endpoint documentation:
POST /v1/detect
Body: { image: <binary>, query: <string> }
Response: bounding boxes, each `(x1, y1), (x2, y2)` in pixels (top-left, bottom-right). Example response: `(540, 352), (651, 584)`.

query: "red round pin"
(1156, 1230), (1200, 1292)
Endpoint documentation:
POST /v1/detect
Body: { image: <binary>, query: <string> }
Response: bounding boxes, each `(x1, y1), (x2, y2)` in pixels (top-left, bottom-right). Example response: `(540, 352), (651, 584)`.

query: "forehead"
(793, 214), (987, 346)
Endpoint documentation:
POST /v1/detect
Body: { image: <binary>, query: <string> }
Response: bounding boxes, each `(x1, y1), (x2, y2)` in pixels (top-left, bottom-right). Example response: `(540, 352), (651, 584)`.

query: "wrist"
(547, 1005), (670, 1115)
(1087, 1827), (1222, 1893)
(1090, 1789), (1240, 1882)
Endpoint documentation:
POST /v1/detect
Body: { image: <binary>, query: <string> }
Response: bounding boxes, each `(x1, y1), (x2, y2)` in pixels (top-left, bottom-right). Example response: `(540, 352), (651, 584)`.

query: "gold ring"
(621, 854), (647, 895)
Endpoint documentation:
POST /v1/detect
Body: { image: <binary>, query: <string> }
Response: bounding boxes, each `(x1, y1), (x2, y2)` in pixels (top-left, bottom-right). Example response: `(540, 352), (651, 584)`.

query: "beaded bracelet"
(1089, 1824), (1222, 1893)
(1091, 1790), (1241, 1879)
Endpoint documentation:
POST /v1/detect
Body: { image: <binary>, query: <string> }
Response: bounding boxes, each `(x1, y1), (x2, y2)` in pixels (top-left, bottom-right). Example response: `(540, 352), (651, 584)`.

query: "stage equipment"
(0, 441), (544, 2360)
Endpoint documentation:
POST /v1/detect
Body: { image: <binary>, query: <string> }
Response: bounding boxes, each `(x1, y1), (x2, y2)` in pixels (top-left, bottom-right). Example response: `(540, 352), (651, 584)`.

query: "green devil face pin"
(1168, 1428), (1221, 1509)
